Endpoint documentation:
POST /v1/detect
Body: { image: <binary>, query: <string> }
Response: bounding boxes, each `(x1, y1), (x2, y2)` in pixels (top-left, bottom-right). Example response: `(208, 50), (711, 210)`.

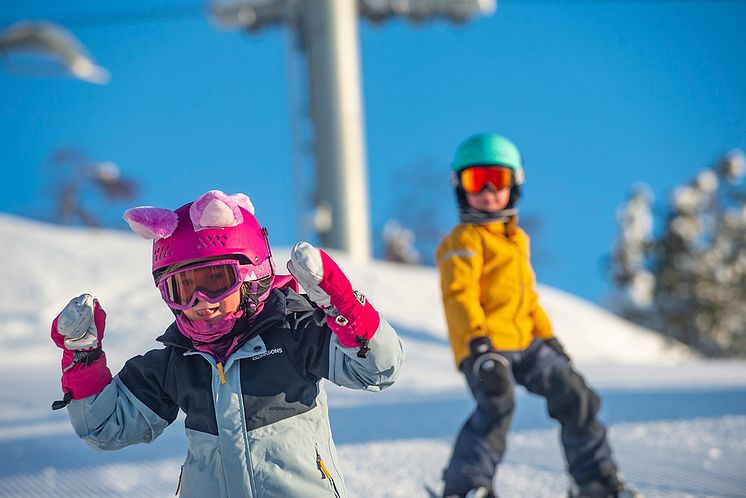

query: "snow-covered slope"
(0, 213), (688, 367)
(0, 212), (694, 401)
(1, 213), (745, 498)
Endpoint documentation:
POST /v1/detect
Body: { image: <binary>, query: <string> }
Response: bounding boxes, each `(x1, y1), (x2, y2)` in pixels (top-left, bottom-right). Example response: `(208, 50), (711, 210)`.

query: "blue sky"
(1, 0), (745, 304)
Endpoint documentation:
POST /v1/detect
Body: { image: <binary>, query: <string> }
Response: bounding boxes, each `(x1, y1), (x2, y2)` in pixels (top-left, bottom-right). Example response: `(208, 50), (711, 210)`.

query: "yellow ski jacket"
(436, 219), (554, 367)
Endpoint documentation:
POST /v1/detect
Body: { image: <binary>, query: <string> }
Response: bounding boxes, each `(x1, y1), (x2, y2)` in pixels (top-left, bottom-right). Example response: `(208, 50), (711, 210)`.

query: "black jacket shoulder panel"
(118, 348), (181, 427)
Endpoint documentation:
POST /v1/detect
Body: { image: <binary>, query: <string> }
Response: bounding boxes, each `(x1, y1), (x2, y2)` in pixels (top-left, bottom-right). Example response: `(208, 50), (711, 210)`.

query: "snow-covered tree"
(610, 150), (746, 357)
(609, 184), (655, 322)
(382, 219), (420, 264)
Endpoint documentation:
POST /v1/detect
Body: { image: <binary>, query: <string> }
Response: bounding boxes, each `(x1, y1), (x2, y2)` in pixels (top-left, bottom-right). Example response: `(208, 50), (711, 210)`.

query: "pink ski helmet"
(123, 190), (274, 285)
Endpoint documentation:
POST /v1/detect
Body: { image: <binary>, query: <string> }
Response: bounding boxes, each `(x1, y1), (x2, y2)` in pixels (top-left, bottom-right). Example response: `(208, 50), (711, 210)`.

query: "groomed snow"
(1, 214), (744, 497)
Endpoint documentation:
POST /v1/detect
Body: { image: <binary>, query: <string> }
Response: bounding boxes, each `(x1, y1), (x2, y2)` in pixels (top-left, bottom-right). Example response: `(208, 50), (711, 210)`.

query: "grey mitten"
(55, 294), (100, 351)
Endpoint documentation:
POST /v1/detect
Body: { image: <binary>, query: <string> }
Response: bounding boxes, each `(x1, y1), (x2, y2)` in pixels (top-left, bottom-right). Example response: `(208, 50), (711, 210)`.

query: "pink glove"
(287, 242), (380, 357)
(51, 294), (113, 409)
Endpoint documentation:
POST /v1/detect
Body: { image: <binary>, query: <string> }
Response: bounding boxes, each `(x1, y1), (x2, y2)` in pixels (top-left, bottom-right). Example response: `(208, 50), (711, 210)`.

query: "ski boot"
(444, 486), (496, 498)
(465, 487), (496, 498)
(569, 471), (642, 498)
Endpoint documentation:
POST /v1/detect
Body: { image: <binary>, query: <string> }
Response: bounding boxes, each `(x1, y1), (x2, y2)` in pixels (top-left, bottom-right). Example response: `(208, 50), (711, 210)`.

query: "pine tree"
(610, 150), (746, 356)
(382, 219), (420, 264)
(609, 184), (655, 324)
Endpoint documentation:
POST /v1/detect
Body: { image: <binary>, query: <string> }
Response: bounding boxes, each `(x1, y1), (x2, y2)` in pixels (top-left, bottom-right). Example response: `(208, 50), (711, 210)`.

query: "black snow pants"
(442, 338), (617, 496)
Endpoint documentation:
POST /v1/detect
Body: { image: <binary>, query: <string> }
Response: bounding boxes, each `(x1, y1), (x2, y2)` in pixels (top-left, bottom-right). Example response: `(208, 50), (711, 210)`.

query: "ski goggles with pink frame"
(157, 259), (252, 310)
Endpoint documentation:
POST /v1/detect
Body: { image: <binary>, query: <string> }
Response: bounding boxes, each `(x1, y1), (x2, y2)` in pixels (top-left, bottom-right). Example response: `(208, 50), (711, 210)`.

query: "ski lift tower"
(211, 0), (496, 263)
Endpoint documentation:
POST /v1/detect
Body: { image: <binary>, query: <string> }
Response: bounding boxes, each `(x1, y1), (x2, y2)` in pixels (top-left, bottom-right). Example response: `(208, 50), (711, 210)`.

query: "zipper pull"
(316, 450), (341, 498)
(316, 450), (332, 479)
(217, 362), (226, 385)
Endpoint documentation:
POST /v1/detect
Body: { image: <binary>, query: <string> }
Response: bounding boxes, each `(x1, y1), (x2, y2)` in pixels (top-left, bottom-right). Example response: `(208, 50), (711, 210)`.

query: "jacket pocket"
(316, 449), (341, 498)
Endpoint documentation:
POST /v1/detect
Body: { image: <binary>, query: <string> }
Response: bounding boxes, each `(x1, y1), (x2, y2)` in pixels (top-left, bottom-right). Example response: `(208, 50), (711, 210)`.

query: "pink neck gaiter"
(173, 276), (292, 363)
(176, 308), (254, 364)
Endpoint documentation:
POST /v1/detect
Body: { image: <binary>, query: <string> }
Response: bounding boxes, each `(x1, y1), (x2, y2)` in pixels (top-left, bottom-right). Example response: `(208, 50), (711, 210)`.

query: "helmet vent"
(154, 244), (171, 261)
(197, 235), (224, 248)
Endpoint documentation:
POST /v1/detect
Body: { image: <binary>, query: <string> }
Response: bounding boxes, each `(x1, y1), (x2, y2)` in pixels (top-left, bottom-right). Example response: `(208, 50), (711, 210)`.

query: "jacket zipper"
(316, 450), (341, 498)
(214, 356), (255, 495)
(174, 465), (183, 496)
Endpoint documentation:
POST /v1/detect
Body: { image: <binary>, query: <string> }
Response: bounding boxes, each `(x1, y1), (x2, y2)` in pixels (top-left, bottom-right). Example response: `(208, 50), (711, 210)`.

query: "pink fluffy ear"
(230, 193), (255, 215)
(190, 190), (254, 230)
(123, 207), (179, 240)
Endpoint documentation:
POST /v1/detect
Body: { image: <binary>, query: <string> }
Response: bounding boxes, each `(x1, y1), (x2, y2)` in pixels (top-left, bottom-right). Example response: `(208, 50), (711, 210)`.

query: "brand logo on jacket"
(252, 347), (284, 361)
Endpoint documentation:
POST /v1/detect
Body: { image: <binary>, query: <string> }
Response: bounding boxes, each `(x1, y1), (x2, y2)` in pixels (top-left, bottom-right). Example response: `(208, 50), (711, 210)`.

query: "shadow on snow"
(1, 387), (744, 476)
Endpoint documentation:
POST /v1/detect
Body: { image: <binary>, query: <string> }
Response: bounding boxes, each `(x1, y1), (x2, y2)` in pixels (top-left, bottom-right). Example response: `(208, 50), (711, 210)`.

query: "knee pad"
(546, 367), (600, 432)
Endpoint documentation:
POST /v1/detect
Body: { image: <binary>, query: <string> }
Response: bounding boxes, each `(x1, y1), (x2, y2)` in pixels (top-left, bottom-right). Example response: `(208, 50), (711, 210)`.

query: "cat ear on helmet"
(230, 193), (255, 215)
(189, 190), (256, 231)
(123, 207), (179, 240)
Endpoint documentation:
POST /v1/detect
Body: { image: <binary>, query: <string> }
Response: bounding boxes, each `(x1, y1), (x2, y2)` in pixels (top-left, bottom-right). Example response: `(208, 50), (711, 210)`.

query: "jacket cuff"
(61, 351), (113, 400)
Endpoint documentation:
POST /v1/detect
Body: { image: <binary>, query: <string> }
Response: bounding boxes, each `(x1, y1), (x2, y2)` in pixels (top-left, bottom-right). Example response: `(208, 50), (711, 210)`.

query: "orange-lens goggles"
(159, 260), (242, 310)
(459, 166), (512, 193)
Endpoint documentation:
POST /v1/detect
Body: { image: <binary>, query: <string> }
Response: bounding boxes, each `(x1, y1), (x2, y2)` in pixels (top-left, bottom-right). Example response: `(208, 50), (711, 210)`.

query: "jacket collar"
(475, 216), (518, 238)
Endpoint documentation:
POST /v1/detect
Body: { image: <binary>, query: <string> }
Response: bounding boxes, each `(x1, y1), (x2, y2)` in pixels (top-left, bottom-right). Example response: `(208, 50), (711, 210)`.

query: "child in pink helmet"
(50, 189), (405, 498)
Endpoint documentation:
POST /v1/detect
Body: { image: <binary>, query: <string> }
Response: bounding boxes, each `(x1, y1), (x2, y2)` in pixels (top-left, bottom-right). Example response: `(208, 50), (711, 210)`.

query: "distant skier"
(435, 134), (640, 498)
(50, 189), (404, 497)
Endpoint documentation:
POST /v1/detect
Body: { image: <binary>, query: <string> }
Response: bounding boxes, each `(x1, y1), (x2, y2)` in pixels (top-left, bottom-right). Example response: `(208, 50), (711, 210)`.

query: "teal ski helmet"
(452, 133), (524, 183)
(451, 133), (525, 222)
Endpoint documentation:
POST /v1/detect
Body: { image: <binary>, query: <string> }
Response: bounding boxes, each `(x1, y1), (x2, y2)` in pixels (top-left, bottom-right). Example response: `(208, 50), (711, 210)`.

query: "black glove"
(543, 337), (571, 363)
(468, 336), (511, 395)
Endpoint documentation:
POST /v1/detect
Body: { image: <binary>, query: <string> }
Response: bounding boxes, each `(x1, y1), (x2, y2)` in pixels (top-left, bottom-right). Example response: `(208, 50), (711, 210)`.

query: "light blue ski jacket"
(66, 288), (405, 497)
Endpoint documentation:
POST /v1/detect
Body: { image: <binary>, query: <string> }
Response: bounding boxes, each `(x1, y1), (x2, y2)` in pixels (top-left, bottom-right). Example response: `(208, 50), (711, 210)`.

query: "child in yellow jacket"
(436, 134), (640, 498)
